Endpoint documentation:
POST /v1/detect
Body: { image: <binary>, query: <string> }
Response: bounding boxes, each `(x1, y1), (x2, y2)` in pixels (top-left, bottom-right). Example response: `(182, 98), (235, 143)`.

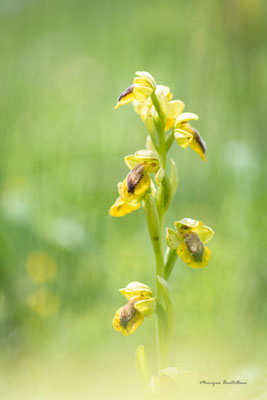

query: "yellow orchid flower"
(174, 113), (206, 161)
(112, 282), (156, 336)
(133, 84), (184, 132)
(166, 218), (214, 268)
(156, 85), (185, 131)
(114, 71), (156, 109)
(109, 164), (151, 217)
(109, 152), (161, 217)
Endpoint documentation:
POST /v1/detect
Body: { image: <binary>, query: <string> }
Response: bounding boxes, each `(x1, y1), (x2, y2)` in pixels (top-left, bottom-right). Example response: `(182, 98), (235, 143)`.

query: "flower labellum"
(184, 232), (204, 262)
(119, 298), (137, 329)
(126, 163), (145, 193)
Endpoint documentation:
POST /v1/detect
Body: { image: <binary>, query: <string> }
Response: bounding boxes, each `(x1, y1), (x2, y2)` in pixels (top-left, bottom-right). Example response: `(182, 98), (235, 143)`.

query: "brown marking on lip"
(184, 232), (204, 262)
(118, 85), (135, 102)
(126, 163), (145, 193)
(192, 128), (206, 154)
(119, 298), (137, 329)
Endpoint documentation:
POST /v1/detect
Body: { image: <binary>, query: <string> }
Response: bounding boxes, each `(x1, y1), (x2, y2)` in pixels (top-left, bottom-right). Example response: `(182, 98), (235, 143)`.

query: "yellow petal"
(174, 129), (193, 148)
(109, 196), (140, 217)
(175, 112), (199, 126)
(177, 241), (211, 268)
(112, 307), (144, 336)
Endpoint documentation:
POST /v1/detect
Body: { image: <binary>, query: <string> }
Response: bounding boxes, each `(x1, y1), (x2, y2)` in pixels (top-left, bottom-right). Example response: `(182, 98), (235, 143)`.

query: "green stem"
(150, 91), (172, 369)
(151, 93), (166, 169)
(144, 194), (164, 278)
(144, 193), (165, 368)
(165, 129), (175, 152)
(164, 248), (178, 280)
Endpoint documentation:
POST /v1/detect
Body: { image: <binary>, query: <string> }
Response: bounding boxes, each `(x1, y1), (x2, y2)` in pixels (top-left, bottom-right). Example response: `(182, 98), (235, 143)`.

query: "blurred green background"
(0, 0), (266, 398)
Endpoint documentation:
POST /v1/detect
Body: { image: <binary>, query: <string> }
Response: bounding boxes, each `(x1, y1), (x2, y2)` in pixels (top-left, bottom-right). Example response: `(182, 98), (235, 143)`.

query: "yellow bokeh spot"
(26, 251), (57, 284)
(27, 288), (59, 317)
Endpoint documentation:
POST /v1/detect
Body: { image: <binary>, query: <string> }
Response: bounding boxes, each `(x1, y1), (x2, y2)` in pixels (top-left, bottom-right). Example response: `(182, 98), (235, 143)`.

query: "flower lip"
(175, 112), (199, 126)
(184, 232), (204, 262)
(119, 298), (138, 329)
(117, 84), (135, 102)
(192, 127), (206, 154)
(126, 163), (146, 193)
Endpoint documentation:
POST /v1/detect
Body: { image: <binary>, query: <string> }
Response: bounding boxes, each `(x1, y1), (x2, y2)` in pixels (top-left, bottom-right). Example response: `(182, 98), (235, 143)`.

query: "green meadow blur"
(0, 0), (266, 398)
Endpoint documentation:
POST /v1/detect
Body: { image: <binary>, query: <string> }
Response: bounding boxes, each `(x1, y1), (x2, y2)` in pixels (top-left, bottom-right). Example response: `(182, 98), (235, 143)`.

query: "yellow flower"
(124, 149), (160, 173)
(109, 164), (151, 217)
(109, 151), (160, 217)
(156, 85), (185, 131)
(174, 113), (206, 161)
(114, 71), (156, 109)
(112, 282), (156, 336)
(166, 218), (214, 268)
(133, 84), (184, 131)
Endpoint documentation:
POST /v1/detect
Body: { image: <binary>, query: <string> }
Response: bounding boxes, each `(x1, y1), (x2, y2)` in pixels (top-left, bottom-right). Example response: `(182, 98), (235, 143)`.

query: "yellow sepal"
(134, 297), (156, 317)
(124, 150), (160, 173)
(192, 222), (214, 244)
(119, 282), (154, 300)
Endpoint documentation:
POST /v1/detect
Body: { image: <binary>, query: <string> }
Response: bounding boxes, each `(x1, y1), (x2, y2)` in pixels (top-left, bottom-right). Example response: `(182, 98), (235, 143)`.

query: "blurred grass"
(0, 0), (267, 398)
